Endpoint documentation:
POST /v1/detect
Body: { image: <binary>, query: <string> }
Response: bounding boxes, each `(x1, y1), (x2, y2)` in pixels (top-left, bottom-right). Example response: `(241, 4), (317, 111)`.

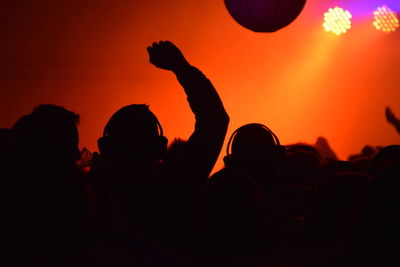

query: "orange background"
(1, 0), (399, 171)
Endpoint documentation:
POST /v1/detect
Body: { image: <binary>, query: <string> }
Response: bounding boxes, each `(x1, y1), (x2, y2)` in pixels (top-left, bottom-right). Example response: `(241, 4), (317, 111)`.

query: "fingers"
(385, 107), (392, 116)
(152, 42), (159, 49)
(147, 40), (183, 70)
(149, 40), (175, 49)
(386, 107), (394, 117)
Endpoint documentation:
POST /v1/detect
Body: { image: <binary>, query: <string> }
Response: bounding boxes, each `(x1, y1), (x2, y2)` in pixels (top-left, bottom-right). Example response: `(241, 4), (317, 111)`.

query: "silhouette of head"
(370, 145), (400, 176)
(98, 104), (168, 162)
(13, 104), (80, 171)
(284, 151), (322, 187)
(224, 123), (285, 171)
(287, 143), (323, 159)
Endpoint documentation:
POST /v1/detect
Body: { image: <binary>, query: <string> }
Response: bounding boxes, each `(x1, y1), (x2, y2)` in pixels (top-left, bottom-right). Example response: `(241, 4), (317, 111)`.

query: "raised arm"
(385, 107), (400, 135)
(147, 41), (229, 180)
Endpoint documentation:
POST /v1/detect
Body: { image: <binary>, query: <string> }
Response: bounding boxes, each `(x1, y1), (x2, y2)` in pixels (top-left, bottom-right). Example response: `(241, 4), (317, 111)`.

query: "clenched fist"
(147, 41), (190, 71)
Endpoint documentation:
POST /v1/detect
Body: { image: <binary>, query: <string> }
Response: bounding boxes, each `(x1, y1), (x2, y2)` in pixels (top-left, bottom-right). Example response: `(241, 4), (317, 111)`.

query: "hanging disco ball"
(224, 0), (307, 32)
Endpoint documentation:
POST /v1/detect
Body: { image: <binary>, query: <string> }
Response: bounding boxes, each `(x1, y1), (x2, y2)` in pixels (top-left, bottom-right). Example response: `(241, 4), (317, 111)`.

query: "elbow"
(220, 109), (230, 130)
(223, 111), (230, 127)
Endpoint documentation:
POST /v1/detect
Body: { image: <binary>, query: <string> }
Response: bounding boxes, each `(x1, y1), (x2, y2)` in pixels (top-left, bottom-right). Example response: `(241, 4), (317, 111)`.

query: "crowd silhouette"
(0, 41), (399, 267)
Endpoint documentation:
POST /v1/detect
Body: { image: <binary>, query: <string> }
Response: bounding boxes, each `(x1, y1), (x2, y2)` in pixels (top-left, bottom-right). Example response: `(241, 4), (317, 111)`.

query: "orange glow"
(373, 6), (399, 33)
(323, 7), (352, 35)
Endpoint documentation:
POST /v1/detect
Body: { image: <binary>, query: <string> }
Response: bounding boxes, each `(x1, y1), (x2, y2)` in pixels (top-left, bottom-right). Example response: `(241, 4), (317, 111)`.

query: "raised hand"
(385, 106), (399, 125)
(386, 106), (400, 134)
(147, 41), (190, 71)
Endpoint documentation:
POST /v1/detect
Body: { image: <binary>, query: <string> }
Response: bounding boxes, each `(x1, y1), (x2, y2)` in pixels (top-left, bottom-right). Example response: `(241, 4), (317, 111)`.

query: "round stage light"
(323, 7), (352, 35)
(373, 6), (399, 33)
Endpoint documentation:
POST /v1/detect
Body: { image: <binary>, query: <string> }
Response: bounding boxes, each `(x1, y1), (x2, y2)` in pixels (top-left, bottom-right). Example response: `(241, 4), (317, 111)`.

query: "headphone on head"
(98, 115), (168, 161)
(223, 123), (286, 168)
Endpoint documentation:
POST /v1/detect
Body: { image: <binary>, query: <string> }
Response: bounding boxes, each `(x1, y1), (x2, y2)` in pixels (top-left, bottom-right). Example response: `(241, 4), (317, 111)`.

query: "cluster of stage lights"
(323, 5), (399, 35)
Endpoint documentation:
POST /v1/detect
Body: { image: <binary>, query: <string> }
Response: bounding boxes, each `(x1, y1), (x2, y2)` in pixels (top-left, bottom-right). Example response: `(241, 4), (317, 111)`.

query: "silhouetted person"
(90, 41), (229, 266)
(346, 145), (377, 174)
(314, 137), (338, 163)
(315, 160), (358, 188)
(386, 106), (400, 135)
(283, 150), (321, 187)
(284, 143), (323, 187)
(200, 123), (309, 265)
(223, 123), (284, 184)
(13, 104), (81, 172)
(368, 145), (400, 177)
(286, 143), (322, 158)
(3, 105), (89, 267)
(355, 162), (400, 265)
(306, 172), (371, 266)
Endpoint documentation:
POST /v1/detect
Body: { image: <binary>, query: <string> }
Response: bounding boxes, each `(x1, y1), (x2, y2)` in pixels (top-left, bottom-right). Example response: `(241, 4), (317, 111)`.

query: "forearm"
(394, 121), (400, 134)
(173, 65), (229, 124)
(172, 65), (229, 179)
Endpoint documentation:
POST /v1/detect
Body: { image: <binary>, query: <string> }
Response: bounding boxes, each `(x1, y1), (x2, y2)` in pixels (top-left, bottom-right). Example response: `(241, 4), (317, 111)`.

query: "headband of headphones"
(226, 123), (283, 157)
(99, 109), (168, 161)
(102, 112), (165, 139)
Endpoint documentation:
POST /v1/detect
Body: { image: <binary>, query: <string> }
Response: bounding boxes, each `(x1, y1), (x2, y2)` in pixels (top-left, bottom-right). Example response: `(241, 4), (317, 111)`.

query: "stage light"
(323, 7), (352, 35)
(373, 6), (399, 33)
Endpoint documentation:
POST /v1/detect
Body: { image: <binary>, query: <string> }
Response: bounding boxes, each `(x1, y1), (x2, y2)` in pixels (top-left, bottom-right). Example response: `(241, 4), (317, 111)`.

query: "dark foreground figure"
(88, 41), (229, 266)
(1, 105), (88, 267)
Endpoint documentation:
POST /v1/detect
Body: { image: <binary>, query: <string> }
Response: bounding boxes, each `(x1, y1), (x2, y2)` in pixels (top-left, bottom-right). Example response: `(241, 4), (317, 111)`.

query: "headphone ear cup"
(151, 136), (168, 160)
(223, 155), (231, 168)
(224, 155), (239, 168)
(276, 145), (287, 164)
(158, 136), (168, 159)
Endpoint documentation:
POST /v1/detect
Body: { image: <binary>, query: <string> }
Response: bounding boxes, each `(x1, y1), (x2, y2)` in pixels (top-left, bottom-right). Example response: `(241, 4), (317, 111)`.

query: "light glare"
(373, 6), (399, 33)
(323, 7), (352, 35)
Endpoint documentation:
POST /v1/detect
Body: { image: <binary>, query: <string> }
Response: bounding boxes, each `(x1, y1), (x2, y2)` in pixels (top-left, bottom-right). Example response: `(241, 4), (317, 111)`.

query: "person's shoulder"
(208, 167), (254, 188)
(209, 167), (237, 182)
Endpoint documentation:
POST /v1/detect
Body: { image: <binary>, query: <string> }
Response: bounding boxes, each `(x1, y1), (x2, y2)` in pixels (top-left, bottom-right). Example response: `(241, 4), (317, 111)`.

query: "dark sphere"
(224, 0), (307, 32)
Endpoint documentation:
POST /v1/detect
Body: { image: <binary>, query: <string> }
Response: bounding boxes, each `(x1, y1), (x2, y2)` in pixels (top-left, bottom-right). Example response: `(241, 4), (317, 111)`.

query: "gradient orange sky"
(1, 0), (399, 171)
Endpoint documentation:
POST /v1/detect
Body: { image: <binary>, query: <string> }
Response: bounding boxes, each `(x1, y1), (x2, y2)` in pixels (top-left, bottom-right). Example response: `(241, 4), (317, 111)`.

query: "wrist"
(172, 61), (192, 73)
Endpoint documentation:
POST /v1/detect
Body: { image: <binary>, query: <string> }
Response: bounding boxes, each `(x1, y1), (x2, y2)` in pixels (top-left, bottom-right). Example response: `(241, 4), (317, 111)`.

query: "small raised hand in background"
(385, 106), (400, 134)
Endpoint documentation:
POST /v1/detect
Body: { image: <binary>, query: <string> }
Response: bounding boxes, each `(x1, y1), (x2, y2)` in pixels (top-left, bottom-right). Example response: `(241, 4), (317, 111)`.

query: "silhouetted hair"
(13, 104), (79, 134)
(225, 123), (285, 165)
(12, 104), (80, 163)
(370, 145), (400, 176)
(103, 104), (161, 139)
(230, 123), (277, 157)
(99, 104), (168, 161)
